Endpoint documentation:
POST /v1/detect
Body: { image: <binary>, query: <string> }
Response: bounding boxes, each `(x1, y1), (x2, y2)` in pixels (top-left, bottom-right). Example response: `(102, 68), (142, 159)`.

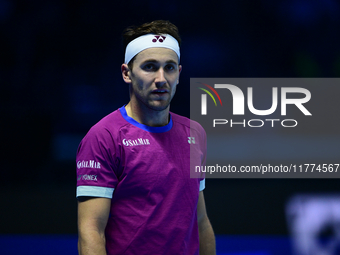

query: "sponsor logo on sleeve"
(77, 160), (101, 169)
(77, 174), (97, 181)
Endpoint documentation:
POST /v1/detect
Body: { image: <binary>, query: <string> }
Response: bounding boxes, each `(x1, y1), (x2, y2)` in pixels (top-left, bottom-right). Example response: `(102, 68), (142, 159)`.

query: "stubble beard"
(131, 80), (177, 112)
(141, 93), (173, 112)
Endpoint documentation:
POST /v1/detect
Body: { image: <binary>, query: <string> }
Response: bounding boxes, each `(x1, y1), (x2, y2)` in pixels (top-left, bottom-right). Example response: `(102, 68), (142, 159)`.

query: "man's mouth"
(151, 89), (169, 95)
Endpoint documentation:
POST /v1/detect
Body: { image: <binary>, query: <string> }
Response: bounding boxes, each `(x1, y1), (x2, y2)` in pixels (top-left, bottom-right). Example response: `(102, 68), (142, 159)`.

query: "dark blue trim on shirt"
(119, 106), (173, 133)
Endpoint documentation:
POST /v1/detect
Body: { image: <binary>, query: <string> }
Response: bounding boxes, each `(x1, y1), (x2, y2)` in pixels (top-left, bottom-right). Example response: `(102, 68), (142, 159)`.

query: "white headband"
(124, 34), (180, 64)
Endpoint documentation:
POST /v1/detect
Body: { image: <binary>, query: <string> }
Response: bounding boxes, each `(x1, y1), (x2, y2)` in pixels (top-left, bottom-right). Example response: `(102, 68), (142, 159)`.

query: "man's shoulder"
(170, 112), (205, 134)
(85, 108), (127, 137)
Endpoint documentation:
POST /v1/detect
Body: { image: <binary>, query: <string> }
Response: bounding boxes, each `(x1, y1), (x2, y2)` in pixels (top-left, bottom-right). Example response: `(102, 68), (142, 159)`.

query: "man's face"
(125, 47), (182, 112)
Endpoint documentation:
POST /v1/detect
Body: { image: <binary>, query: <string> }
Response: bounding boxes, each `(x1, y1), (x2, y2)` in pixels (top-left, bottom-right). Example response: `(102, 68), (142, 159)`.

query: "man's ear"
(177, 65), (182, 84)
(121, 64), (131, 84)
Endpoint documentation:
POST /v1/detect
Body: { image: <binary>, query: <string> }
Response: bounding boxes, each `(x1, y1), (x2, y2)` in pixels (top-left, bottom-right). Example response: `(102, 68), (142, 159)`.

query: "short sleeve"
(76, 126), (119, 199)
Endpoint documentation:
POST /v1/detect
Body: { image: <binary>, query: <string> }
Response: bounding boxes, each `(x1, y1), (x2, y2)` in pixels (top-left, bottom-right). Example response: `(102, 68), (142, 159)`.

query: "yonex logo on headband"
(124, 34), (180, 64)
(152, 35), (166, 43)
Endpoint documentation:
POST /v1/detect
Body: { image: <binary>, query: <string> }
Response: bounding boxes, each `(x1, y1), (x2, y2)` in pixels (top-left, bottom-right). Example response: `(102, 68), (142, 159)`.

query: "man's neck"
(125, 102), (170, 127)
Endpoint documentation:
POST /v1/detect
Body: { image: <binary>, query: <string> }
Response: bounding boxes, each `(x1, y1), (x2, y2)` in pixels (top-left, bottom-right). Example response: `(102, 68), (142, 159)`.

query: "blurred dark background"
(1, 0), (340, 244)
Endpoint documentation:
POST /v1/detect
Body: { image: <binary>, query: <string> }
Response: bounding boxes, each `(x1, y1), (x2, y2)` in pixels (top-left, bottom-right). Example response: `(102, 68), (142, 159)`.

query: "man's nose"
(155, 68), (166, 86)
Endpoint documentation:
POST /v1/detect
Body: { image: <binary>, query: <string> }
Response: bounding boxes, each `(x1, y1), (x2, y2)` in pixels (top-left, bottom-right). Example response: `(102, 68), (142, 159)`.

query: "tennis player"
(76, 20), (215, 255)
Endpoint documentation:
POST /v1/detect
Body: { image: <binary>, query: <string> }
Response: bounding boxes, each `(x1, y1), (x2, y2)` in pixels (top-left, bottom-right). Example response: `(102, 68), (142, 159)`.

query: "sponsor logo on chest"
(122, 138), (150, 147)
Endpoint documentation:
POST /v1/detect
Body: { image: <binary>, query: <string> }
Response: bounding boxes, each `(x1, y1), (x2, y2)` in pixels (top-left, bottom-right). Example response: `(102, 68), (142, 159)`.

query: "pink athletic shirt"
(76, 106), (206, 255)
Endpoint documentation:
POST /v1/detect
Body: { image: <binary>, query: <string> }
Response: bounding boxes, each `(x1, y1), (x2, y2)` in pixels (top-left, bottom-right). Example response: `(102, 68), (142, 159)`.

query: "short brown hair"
(122, 20), (181, 69)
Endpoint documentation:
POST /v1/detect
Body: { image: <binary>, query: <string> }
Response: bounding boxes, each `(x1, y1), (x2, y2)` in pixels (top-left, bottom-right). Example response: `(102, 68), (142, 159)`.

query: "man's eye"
(165, 65), (175, 71)
(144, 64), (155, 70)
